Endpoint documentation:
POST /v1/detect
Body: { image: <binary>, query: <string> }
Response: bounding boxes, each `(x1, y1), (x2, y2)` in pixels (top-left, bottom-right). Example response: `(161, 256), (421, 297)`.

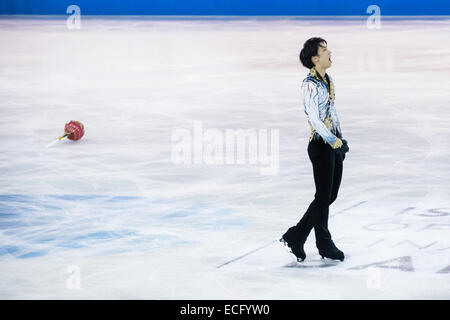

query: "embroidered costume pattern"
(302, 67), (342, 146)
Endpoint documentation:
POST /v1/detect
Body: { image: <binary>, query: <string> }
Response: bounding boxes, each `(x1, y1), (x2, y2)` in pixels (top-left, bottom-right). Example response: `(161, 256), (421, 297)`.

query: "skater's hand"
(340, 139), (349, 153)
(334, 139), (349, 161)
(332, 138), (343, 149)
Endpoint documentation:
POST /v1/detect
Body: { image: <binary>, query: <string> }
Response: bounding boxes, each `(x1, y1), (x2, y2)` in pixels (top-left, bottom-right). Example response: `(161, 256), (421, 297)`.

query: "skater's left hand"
(335, 139), (349, 160)
(341, 139), (349, 153)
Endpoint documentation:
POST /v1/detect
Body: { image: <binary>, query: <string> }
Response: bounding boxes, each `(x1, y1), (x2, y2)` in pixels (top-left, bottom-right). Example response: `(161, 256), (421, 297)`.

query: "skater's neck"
(314, 65), (327, 78)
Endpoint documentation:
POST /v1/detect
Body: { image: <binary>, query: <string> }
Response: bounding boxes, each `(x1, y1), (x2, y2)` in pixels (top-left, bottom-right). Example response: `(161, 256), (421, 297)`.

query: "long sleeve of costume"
(302, 80), (339, 146)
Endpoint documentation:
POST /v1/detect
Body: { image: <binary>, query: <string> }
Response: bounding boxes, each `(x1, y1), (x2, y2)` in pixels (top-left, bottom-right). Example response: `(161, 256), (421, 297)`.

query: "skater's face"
(312, 42), (332, 69)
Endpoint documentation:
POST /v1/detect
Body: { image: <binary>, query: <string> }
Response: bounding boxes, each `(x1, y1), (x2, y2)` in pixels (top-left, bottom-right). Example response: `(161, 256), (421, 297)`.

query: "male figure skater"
(281, 37), (349, 262)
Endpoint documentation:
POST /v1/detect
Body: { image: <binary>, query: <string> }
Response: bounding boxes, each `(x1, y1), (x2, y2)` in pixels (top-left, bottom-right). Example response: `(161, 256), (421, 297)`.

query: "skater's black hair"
(299, 37), (327, 69)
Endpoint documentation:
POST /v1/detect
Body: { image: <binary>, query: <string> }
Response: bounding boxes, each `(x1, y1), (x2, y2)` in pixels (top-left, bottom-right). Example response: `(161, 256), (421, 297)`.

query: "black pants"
(292, 138), (344, 244)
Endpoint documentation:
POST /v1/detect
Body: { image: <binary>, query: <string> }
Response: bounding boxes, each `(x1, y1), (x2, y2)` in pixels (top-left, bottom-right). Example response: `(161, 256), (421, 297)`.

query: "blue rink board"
(0, 194), (249, 259)
(1, 0), (449, 16)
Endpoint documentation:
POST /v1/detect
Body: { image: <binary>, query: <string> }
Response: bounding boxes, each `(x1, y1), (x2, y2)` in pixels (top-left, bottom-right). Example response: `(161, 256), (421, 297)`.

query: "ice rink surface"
(0, 16), (449, 299)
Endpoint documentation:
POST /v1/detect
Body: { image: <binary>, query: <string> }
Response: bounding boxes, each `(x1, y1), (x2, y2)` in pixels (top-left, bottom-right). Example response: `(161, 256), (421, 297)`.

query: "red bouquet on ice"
(64, 120), (85, 141)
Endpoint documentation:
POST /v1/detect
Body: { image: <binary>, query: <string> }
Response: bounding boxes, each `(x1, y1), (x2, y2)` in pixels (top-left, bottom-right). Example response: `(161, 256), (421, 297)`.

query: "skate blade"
(318, 254), (347, 263)
(277, 237), (304, 263)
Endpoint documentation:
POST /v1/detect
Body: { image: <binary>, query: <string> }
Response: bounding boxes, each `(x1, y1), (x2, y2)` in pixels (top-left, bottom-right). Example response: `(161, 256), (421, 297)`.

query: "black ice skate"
(317, 240), (344, 261)
(280, 229), (306, 262)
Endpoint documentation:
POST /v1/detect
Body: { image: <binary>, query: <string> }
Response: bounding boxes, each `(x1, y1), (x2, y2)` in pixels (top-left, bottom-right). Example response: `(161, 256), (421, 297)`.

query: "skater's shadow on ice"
(285, 257), (343, 268)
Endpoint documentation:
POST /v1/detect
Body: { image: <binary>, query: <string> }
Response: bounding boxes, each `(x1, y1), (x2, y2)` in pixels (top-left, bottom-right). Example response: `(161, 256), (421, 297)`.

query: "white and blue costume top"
(301, 68), (343, 146)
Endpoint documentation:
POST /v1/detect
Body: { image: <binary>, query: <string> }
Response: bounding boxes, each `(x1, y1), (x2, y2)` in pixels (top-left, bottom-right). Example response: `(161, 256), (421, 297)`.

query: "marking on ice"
(217, 239), (278, 268)
(330, 201), (366, 217)
(0, 194), (246, 259)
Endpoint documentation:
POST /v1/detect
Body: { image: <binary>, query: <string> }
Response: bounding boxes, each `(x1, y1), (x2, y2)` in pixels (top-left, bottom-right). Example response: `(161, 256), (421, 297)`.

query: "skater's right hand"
(332, 138), (343, 149)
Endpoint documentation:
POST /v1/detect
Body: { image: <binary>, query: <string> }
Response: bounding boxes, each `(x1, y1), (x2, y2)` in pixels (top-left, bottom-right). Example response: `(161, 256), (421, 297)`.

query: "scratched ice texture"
(0, 16), (449, 299)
